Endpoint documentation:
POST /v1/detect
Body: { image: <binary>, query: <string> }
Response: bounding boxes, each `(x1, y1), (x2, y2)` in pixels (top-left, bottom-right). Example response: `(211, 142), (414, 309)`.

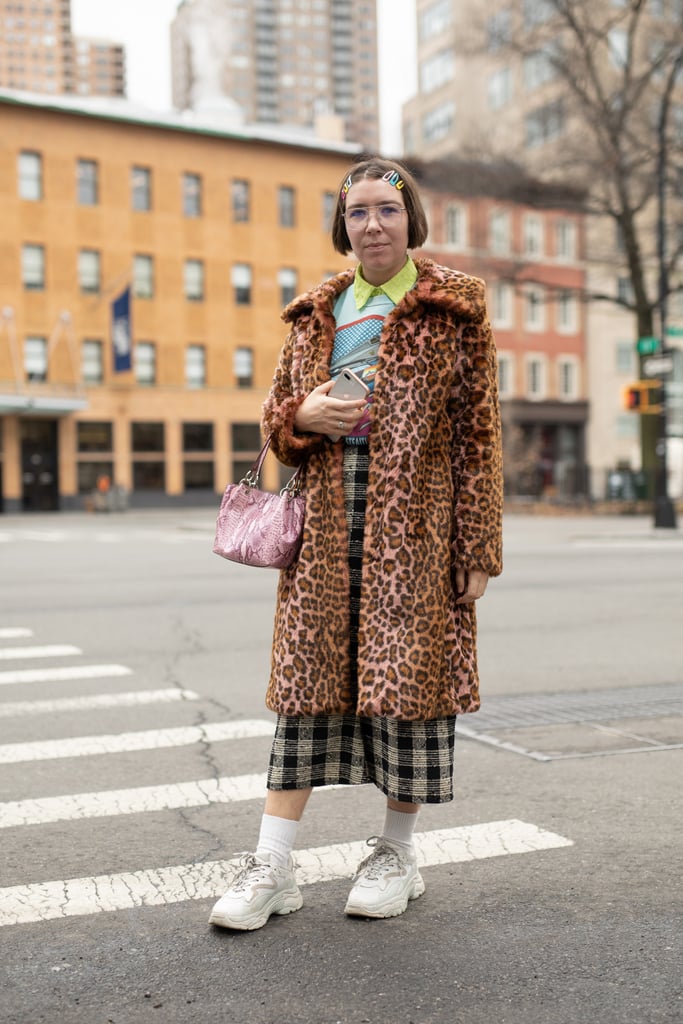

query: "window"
(490, 210), (511, 254)
(24, 336), (48, 382)
(278, 267), (298, 305)
(617, 276), (634, 305)
(420, 49), (455, 93)
(558, 357), (579, 400)
(422, 100), (455, 142)
(523, 214), (544, 257)
(497, 353), (515, 398)
(445, 203), (466, 248)
(524, 285), (546, 330)
(184, 259), (205, 301)
(609, 28), (628, 69)
(78, 249), (101, 294)
(81, 339), (103, 384)
(616, 340), (635, 375)
(232, 179), (250, 222)
(419, 0), (451, 41)
(131, 166), (152, 211)
(77, 421), (112, 452)
(131, 422), (164, 452)
(132, 462), (165, 490)
(135, 342), (156, 386)
(133, 255), (154, 298)
(183, 172), (202, 217)
(556, 289), (578, 333)
(232, 422), (261, 482)
(523, 48), (557, 91)
(21, 244), (45, 290)
(526, 99), (564, 147)
(278, 185), (296, 227)
(18, 151), (42, 200)
(183, 422), (214, 452)
(488, 8), (511, 50)
(232, 263), (252, 305)
(234, 346), (253, 387)
(488, 67), (512, 110)
(183, 461), (214, 489)
(525, 355), (547, 399)
(322, 190), (335, 232)
(77, 159), (98, 205)
(491, 281), (513, 327)
(185, 344), (206, 388)
(555, 219), (576, 261)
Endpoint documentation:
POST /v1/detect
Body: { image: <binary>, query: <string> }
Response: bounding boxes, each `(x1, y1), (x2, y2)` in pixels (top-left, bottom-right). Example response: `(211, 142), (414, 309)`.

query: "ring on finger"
(338, 420), (344, 430)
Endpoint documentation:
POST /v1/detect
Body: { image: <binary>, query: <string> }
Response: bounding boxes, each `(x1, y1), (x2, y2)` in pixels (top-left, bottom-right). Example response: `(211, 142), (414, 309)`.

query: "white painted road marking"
(0, 719), (275, 764)
(0, 821), (573, 927)
(0, 772), (269, 827)
(0, 687), (200, 719)
(0, 628), (33, 639)
(0, 645), (82, 661)
(0, 664), (132, 687)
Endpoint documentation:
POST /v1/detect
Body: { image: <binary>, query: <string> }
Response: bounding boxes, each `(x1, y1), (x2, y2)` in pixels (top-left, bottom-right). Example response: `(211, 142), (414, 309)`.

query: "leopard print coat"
(261, 257), (503, 721)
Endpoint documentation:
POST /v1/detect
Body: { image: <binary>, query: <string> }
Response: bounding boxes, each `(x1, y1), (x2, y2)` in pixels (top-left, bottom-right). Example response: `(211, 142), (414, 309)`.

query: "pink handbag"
(213, 436), (305, 569)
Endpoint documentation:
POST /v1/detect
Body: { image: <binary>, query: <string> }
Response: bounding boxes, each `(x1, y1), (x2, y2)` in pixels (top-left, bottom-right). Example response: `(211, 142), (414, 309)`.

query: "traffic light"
(623, 381), (663, 413)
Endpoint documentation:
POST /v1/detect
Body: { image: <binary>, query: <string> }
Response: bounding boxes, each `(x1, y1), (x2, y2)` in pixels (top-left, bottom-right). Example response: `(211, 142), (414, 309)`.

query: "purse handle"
(240, 435), (303, 497)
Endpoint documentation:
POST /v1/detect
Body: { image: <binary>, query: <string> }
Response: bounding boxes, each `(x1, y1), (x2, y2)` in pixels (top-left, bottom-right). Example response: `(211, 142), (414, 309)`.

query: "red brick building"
(415, 160), (588, 499)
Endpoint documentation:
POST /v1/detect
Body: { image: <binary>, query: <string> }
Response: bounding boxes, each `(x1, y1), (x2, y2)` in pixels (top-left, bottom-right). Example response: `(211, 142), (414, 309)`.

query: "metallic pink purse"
(213, 436), (305, 569)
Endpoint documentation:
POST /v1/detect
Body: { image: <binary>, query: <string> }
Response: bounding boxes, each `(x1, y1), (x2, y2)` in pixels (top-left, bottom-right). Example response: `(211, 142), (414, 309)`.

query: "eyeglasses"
(344, 203), (407, 230)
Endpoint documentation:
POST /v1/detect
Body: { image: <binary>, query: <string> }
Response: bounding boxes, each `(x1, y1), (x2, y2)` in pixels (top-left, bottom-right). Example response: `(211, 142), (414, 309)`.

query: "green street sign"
(636, 336), (659, 355)
(666, 325), (683, 336)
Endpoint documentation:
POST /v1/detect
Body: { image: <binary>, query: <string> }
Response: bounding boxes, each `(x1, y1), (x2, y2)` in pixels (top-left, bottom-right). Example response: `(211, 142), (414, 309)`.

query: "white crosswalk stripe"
(0, 644), (82, 661)
(0, 719), (275, 764)
(0, 687), (200, 719)
(0, 628), (33, 639)
(0, 663), (132, 686)
(0, 772), (269, 827)
(0, 821), (573, 928)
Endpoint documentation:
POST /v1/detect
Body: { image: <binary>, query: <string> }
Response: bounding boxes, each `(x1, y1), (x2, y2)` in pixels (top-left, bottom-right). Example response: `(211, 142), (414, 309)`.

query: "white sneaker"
(209, 853), (303, 931)
(344, 837), (425, 919)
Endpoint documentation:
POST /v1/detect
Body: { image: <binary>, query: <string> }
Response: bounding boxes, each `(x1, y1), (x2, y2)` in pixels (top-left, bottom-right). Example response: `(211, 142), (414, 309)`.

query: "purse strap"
(240, 435), (303, 496)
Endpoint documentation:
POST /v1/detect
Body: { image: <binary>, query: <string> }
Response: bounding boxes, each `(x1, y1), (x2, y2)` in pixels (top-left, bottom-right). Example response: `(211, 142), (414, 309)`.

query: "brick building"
(414, 160), (588, 499)
(0, 91), (357, 513)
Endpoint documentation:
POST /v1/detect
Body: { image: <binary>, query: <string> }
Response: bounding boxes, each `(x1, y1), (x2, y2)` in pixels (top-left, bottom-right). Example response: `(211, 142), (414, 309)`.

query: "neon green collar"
(354, 256), (417, 310)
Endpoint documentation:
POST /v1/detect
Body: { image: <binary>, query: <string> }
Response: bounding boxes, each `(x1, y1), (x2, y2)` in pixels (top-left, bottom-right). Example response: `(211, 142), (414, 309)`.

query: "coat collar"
(281, 258), (486, 326)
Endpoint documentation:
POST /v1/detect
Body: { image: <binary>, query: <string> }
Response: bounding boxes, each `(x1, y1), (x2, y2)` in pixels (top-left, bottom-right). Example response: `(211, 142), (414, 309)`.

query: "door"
(21, 418), (59, 512)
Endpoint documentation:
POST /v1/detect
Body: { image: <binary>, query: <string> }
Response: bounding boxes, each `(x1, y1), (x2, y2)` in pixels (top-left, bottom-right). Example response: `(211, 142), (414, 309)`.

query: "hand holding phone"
(327, 369), (370, 441)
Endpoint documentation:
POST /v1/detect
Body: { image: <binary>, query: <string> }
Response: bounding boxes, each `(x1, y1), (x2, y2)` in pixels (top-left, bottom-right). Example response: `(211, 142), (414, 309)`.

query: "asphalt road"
(0, 509), (681, 1024)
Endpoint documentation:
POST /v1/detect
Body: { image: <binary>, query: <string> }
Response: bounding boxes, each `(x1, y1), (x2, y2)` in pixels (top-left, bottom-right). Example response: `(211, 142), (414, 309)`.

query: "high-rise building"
(170, 0), (379, 152)
(0, 0), (126, 98)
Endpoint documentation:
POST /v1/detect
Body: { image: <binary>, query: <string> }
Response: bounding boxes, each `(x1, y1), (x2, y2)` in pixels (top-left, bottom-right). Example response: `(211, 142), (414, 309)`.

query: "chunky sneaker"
(209, 853), (303, 931)
(344, 837), (425, 919)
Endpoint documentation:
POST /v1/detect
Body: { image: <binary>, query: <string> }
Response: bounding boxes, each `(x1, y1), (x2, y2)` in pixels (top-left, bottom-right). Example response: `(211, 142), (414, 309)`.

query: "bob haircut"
(331, 157), (429, 255)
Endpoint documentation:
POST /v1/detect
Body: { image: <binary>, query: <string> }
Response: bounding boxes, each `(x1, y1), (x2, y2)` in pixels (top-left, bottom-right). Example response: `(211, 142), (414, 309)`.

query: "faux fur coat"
(261, 257), (503, 721)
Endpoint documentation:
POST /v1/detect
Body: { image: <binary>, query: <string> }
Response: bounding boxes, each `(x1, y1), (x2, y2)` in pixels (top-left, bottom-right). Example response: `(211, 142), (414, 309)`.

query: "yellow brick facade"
(0, 94), (357, 512)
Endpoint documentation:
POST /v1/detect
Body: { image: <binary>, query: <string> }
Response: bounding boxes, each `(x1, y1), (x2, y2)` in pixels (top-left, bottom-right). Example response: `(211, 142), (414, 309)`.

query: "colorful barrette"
(340, 174), (353, 201)
(382, 170), (405, 190)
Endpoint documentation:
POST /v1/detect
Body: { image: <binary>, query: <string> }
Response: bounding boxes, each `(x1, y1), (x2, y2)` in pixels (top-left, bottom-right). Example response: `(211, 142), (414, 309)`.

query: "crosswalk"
(0, 625), (573, 930)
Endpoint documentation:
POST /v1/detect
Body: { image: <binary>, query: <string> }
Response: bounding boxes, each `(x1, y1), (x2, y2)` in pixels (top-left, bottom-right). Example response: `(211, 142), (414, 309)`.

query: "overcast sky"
(70, 0), (417, 154)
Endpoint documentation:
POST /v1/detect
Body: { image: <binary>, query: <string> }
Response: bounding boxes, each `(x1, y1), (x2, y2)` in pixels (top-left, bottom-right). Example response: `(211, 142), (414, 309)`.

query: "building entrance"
(21, 418), (59, 511)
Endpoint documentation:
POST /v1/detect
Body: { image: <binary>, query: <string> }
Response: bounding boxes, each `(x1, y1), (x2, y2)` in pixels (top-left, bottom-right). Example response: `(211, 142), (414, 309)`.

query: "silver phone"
(328, 369), (370, 440)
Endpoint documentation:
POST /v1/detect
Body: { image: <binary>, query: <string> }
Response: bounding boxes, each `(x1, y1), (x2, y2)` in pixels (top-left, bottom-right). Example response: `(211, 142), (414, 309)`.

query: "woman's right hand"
(294, 380), (367, 437)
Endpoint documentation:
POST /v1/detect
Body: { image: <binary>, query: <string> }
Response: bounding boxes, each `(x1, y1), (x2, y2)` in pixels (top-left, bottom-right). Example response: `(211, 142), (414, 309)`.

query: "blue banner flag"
(111, 287), (132, 373)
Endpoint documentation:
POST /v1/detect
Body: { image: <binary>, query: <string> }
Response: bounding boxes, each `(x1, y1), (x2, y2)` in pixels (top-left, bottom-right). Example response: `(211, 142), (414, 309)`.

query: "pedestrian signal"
(622, 381), (662, 413)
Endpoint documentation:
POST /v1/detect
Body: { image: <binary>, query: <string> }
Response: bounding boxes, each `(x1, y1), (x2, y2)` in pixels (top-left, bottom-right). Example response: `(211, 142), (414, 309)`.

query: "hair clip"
(340, 174), (353, 201)
(382, 170), (405, 190)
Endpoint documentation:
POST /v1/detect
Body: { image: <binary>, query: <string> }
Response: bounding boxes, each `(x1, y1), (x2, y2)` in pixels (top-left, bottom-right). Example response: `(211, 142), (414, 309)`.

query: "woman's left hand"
(454, 567), (489, 604)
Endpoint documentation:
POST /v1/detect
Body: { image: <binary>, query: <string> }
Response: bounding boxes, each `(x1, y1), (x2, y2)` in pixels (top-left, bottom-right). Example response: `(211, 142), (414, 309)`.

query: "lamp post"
(653, 53), (680, 529)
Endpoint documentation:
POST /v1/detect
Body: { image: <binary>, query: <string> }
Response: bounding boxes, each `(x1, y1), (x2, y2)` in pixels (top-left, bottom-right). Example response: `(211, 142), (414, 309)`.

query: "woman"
(210, 157), (503, 930)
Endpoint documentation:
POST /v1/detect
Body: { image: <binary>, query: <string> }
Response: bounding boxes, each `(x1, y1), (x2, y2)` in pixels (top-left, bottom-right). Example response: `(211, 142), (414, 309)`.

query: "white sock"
(382, 807), (420, 851)
(255, 813), (300, 867)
